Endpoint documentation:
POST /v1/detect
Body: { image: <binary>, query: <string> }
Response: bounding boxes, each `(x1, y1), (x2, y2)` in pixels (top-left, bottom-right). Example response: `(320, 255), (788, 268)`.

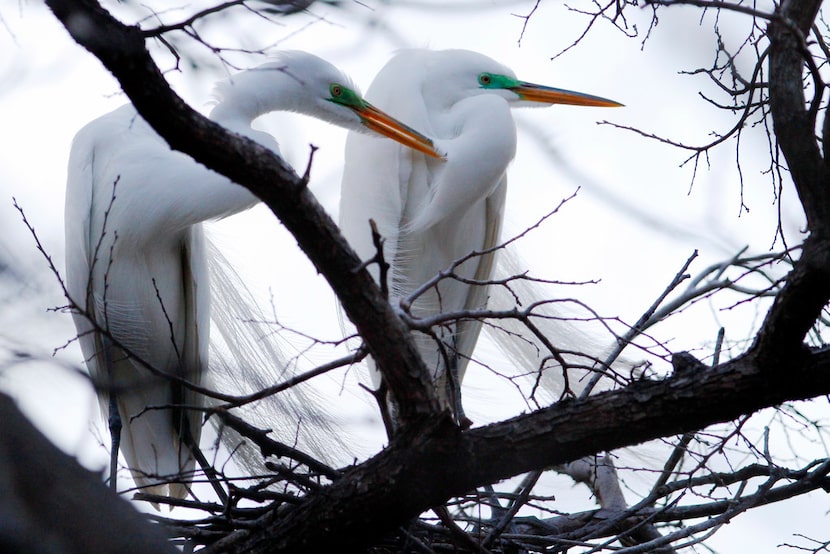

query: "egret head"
(421, 49), (622, 110)
(322, 80), (443, 158)
(272, 51), (442, 157)
(215, 51), (442, 158)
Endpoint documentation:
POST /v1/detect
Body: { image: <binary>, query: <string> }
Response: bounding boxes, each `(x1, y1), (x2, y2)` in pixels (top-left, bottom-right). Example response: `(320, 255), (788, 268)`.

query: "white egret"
(339, 49), (620, 424)
(65, 50), (441, 500)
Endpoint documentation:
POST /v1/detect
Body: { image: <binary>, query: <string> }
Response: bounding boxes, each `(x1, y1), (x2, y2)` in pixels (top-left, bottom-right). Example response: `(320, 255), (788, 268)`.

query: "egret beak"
(513, 82), (623, 108)
(356, 104), (445, 159)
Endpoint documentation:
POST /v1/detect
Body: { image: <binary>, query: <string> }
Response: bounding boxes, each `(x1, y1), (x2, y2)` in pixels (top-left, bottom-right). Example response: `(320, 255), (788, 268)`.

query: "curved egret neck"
(391, 96), (514, 381)
(403, 94), (516, 233)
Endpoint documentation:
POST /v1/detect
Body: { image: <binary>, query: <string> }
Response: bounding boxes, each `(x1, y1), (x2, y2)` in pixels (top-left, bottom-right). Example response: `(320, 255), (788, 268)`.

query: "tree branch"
(754, 0), (830, 358)
(768, 0), (829, 232)
(207, 348), (830, 552)
(0, 393), (178, 554)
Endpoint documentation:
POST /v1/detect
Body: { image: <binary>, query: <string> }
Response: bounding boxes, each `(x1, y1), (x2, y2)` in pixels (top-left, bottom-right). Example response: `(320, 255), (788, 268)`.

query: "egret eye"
(331, 84), (343, 97)
(478, 73), (492, 86)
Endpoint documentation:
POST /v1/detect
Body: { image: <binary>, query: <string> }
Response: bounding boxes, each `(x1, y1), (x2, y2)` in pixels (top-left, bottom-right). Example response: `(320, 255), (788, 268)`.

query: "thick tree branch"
(207, 348), (830, 552)
(753, 0), (830, 357)
(768, 0), (828, 229)
(0, 393), (177, 554)
(45, 0), (439, 425)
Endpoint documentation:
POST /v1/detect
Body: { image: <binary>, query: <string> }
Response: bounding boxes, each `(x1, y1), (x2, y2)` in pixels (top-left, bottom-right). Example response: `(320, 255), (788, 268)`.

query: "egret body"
(339, 49), (620, 422)
(65, 51), (439, 498)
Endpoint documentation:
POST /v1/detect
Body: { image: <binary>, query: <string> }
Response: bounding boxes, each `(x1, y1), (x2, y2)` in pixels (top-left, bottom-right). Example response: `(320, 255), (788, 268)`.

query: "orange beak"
(356, 103), (444, 159)
(513, 82), (622, 107)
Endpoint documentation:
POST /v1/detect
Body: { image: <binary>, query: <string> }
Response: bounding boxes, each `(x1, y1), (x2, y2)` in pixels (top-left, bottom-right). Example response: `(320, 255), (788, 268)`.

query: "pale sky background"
(0, 0), (826, 551)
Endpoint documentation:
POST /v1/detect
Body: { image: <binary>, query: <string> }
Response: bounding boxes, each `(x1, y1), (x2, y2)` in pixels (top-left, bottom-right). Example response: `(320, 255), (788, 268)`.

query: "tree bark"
(208, 348), (830, 552)
(756, 0), (830, 356)
(0, 393), (177, 554)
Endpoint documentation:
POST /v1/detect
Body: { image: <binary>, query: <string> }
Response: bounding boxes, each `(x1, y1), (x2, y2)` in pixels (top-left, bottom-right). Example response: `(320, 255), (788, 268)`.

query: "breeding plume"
(65, 51), (440, 498)
(339, 49), (620, 423)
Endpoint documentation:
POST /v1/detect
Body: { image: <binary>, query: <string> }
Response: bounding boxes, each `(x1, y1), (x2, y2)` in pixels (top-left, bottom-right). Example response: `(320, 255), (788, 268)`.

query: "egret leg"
(482, 483), (518, 542)
(102, 337), (121, 492)
(447, 358), (466, 426)
(482, 483), (506, 519)
(445, 335), (471, 428)
(371, 380), (398, 440)
(179, 416), (229, 505)
(107, 391), (121, 492)
(192, 444), (229, 505)
(481, 481), (529, 554)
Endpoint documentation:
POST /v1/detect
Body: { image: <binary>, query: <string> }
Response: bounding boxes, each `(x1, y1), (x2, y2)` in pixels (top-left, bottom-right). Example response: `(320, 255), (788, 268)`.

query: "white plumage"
(339, 49), (620, 420)
(65, 51), (440, 498)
